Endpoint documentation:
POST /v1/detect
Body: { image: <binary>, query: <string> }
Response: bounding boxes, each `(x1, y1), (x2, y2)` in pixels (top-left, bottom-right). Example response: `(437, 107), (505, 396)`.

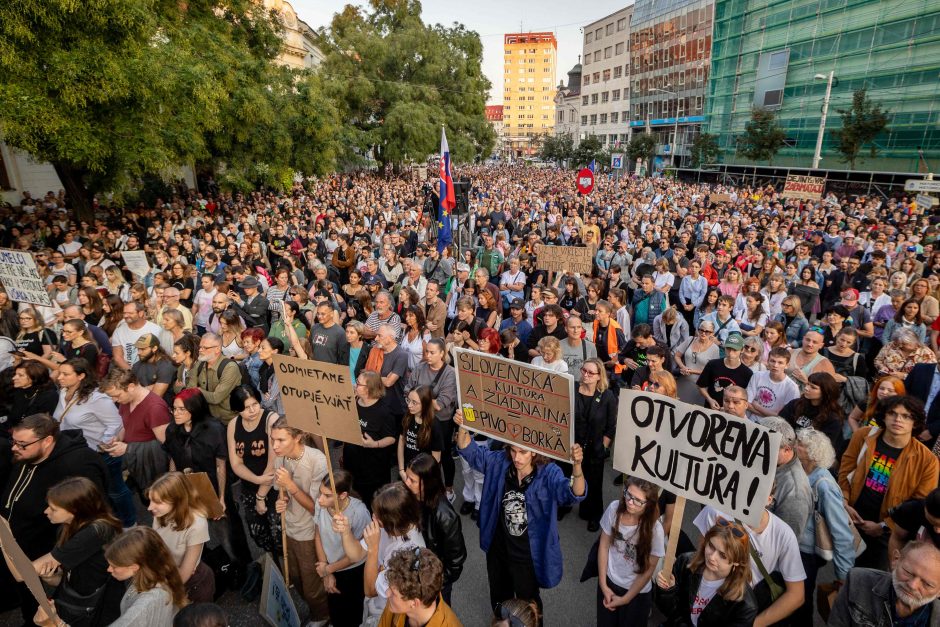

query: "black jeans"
(596, 577), (652, 627)
(437, 418), (456, 488)
(794, 551), (826, 625)
(579, 455), (606, 523)
(328, 564), (365, 627)
(486, 548), (542, 625)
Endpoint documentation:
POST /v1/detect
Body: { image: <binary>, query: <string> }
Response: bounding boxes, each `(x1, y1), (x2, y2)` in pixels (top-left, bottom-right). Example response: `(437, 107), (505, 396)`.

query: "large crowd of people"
(0, 164), (939, 626)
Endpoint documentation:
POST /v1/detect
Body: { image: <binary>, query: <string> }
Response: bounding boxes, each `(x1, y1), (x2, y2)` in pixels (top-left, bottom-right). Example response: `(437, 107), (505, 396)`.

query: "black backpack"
(199, 357), (252, 390)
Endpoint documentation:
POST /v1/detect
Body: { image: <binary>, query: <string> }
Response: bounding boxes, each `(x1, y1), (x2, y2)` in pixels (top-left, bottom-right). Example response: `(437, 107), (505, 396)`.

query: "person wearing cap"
(499, 298), (532, 346)
(229, 275), (270, 333)
(834, 232), (858, 262)
(696, 333), (754, 410)
(840, 287), (876, 342)
(111, 300), (166, 371)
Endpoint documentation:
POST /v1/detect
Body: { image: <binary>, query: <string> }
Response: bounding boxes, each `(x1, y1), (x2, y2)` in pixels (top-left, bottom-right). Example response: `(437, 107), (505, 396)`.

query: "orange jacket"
(593, 318), (625, 374)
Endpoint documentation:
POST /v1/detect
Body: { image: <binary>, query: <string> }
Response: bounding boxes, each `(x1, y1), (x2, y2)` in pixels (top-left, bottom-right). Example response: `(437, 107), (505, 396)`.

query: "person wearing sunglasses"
(654, 519), (758, 627)
(597, 476), (664, 625)
(492, 599), (540, 627)
(574, 358), (617, 532)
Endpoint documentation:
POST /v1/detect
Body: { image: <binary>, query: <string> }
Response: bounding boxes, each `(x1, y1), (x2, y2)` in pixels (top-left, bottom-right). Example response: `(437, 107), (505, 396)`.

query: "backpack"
(199, 357), (252, 390)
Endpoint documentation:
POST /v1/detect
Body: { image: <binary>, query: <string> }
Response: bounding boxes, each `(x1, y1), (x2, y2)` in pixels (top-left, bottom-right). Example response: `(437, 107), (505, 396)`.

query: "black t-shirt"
(695, 359), (753, 405)
(16, 328), (57, 356)
(888, 499), (940, 549)
(50, 521), (120, 595)
(495, 465), (536, 562)
(172, 277), (195, 308)
(344, 398), (397, 484)
(780, 400), (844, 454)
(853, 436), (904, 523)
(401, 417), (443, 469)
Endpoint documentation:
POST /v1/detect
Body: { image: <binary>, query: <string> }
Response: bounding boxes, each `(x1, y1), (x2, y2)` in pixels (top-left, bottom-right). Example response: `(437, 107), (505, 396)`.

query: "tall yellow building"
(503, 32), (557, 159)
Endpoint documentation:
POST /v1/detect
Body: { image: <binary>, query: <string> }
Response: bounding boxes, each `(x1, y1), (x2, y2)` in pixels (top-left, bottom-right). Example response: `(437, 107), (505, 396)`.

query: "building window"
(590, 114), (597, 125)
(606, 23), (614, 35)
(769, 50), (789, 70)
(612, 89), (620, 101)
(591, 94), (599, 104)
(617, 18), (626, 31)
(583, 76), (590, 86)
(558, 111), (563, 122)
(586, 32), (593, 43)
(610, 134), (618, 143)
(582, 95), (589, 105)
(763, 89), (783, 107)
(602, 69), (611, 81)
(600, 114), (608, 124)
(594, 51), (601, 62)
(570, 110), (576, 122)
(613, 66), (623, 79)
(593, 72), (600, 82)
(604, 47), (612, 59)
(611, 112), (619, 123)
(615, 42), (624, 55)
(595, 28), (602, 39)
(601, 91), (609, 103)
(582, 115), (588, 125)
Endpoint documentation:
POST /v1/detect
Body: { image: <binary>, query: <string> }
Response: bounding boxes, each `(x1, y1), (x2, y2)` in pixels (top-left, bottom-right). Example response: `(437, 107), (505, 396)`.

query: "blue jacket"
(775, 312), (810, 348)
(800, 467), (856, 580)
(459, 439), (585, 589)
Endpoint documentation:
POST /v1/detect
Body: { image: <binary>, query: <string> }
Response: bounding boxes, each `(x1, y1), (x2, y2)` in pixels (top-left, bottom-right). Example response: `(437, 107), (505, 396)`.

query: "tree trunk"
(51, 161), (95, 223)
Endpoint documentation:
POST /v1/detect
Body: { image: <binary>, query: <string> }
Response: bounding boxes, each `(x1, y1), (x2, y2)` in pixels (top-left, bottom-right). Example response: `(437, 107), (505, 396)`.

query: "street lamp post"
(812, 70), (835, 170)
(651, 86), (679, 168)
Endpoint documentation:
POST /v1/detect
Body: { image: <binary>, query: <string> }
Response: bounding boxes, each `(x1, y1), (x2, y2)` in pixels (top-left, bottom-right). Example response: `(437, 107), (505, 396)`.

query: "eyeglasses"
(172, 406), (188, 414)
(406, 398), (421, 406)
(12, 437), (43, 450)
(743, 346), (759, 352)
(698, 329), (713, 334)
(622, 487), (648, 506)
(580, 367), (599, 376)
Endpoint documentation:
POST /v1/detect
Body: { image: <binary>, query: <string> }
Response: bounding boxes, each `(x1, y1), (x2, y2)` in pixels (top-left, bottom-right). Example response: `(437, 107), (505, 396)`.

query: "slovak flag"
(437, 127), (455, 252)
(588, 159), (597, 173)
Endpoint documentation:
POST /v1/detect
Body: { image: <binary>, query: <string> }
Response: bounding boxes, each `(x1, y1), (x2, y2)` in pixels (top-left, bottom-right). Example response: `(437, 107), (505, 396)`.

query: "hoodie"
(1, 430), (109, 558)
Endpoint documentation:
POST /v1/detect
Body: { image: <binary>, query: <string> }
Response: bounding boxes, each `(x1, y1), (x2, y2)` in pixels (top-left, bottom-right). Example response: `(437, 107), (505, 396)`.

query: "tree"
(690, 132), (721, 168)
(572, 135), (606, 168)
(0, 0), (341, 217)
(736, 107), (787, 165)
(627, 134), (656, 167)
(831, 88), (889, 170)
(537, 134), (574, 165)
(319, 0), (494, 168)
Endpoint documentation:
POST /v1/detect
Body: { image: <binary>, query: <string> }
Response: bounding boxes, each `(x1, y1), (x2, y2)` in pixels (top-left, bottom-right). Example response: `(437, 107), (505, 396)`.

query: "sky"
(292, 0), (631, 104)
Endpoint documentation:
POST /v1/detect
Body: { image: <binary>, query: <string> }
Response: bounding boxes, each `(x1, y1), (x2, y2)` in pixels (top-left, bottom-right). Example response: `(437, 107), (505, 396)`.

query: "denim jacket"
(800, 467), (856, 580)
(775, 312), (810, 348)
(830, 567), (940, 627)
(458, 439), (585, 589)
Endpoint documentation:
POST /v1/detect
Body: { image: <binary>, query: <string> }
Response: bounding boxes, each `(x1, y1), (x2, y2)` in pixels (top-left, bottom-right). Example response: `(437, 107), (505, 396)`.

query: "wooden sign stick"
(661, 496), (687, 577)
(279, 486), (290, 587)
(320, 436), (340, 515)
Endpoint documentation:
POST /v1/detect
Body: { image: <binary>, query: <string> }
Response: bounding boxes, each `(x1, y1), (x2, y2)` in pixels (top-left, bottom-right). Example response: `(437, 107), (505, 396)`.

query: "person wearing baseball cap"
(499, 297), (533, 345)
(696, 332), (753, 410)
(841, 286), (876, 338)
(229, 275), (270, 332)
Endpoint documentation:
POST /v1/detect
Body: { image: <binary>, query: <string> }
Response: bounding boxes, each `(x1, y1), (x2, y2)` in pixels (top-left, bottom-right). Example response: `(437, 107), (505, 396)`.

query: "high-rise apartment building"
(503, 32), (558, 158)
(705, 0), (940, 172)
(629, 0), (714, 170)
(580, 7), (634, 149)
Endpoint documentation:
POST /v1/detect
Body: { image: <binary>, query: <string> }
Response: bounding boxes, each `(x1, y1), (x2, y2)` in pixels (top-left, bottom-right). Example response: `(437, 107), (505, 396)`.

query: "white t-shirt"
(691, 576), (724, 625)
(110, 321), (164, 367)
(153, 514), (209, 566)
(746, 371), (800, 420)
(362, 527), (425, 621)
(600, 500), (665, 592)
(693, 506), (806, 586)
(531, 357), (569, 373)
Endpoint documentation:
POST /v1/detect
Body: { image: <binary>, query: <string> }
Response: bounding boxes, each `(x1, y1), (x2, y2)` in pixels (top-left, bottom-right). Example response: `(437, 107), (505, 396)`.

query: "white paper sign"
(0, 249), (52, 306)
(259, 553), (300, 627)
(121, 251), (151, 279)
(613, 389), (782, 527)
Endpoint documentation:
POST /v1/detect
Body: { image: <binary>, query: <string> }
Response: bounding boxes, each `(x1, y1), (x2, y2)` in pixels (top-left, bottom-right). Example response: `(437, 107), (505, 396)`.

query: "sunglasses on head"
(495, 602), (527, 627)
(715, 517), (750, 547)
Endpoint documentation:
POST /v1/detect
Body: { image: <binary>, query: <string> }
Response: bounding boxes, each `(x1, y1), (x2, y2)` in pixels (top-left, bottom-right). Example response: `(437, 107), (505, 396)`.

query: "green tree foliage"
(736, 107), (787, 165)
(572, 135), (605, 168)
(627, 134), (656, 166)
(831, 88), (889, 170)
(319, 0), (494, 168)
(0, 0), (341, 216)
(690, 132), (720, 167)
(538, 134), (574, 165)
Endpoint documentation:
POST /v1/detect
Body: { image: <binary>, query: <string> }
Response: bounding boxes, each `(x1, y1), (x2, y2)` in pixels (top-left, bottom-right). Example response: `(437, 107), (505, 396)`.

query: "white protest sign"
(0, 249), (52, 306)
(121, 251), (151, 279)
(259, 553), (300, 627)
(613, 390), (781, 527)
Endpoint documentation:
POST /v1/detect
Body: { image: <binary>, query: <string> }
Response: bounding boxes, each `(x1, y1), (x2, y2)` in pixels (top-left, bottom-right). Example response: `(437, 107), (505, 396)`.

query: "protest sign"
(0, 516), (58, 621)
(273, 355), (363, 446)
(710, 193), (732, 205)
(121, 251), (151, 279)
(183, 472), (225, 519)
(781, 174), (826, 200)
(453, 347), (574, 462)
(0, 249), (52, 307)
(613, 389), (782, 527)
(259, 553), (301, 627)
(537, 244), (594, 275)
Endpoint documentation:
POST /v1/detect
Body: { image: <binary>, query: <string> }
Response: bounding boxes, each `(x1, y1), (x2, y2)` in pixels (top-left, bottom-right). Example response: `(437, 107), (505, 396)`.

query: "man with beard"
(0, 414), (108, 623)
(830, 541), (940, 626)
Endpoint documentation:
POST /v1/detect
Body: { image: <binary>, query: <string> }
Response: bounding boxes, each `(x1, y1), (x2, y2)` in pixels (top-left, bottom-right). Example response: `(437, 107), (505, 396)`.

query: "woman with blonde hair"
(102, 526), (188, 625)
(532, 335), (567, 373)
(654, 520), (757, 626)
(148, 472), (215, 603)
(576, 358), (618, 531)
(649, 370), (678, 398)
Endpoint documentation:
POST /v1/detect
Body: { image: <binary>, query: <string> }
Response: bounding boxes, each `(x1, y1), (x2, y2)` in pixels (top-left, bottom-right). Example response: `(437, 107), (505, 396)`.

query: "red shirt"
(119, 392), (171, 443)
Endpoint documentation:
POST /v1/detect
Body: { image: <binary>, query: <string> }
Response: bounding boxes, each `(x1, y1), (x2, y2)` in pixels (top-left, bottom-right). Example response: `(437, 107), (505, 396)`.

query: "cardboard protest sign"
(273, 355), (363, 445)
(259, 553), (301, 627)
(0, 249), (52, 307)
(453, 347), (574, 462)
(782, 175), (826, 200)
(0, 515), (58, 621)
(613, 390), (782, 527)
(121, 251), (151, 279)
(183, 472), (225, 519)
(537, 244), (594, 275)
(710, 193), (732, 205)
